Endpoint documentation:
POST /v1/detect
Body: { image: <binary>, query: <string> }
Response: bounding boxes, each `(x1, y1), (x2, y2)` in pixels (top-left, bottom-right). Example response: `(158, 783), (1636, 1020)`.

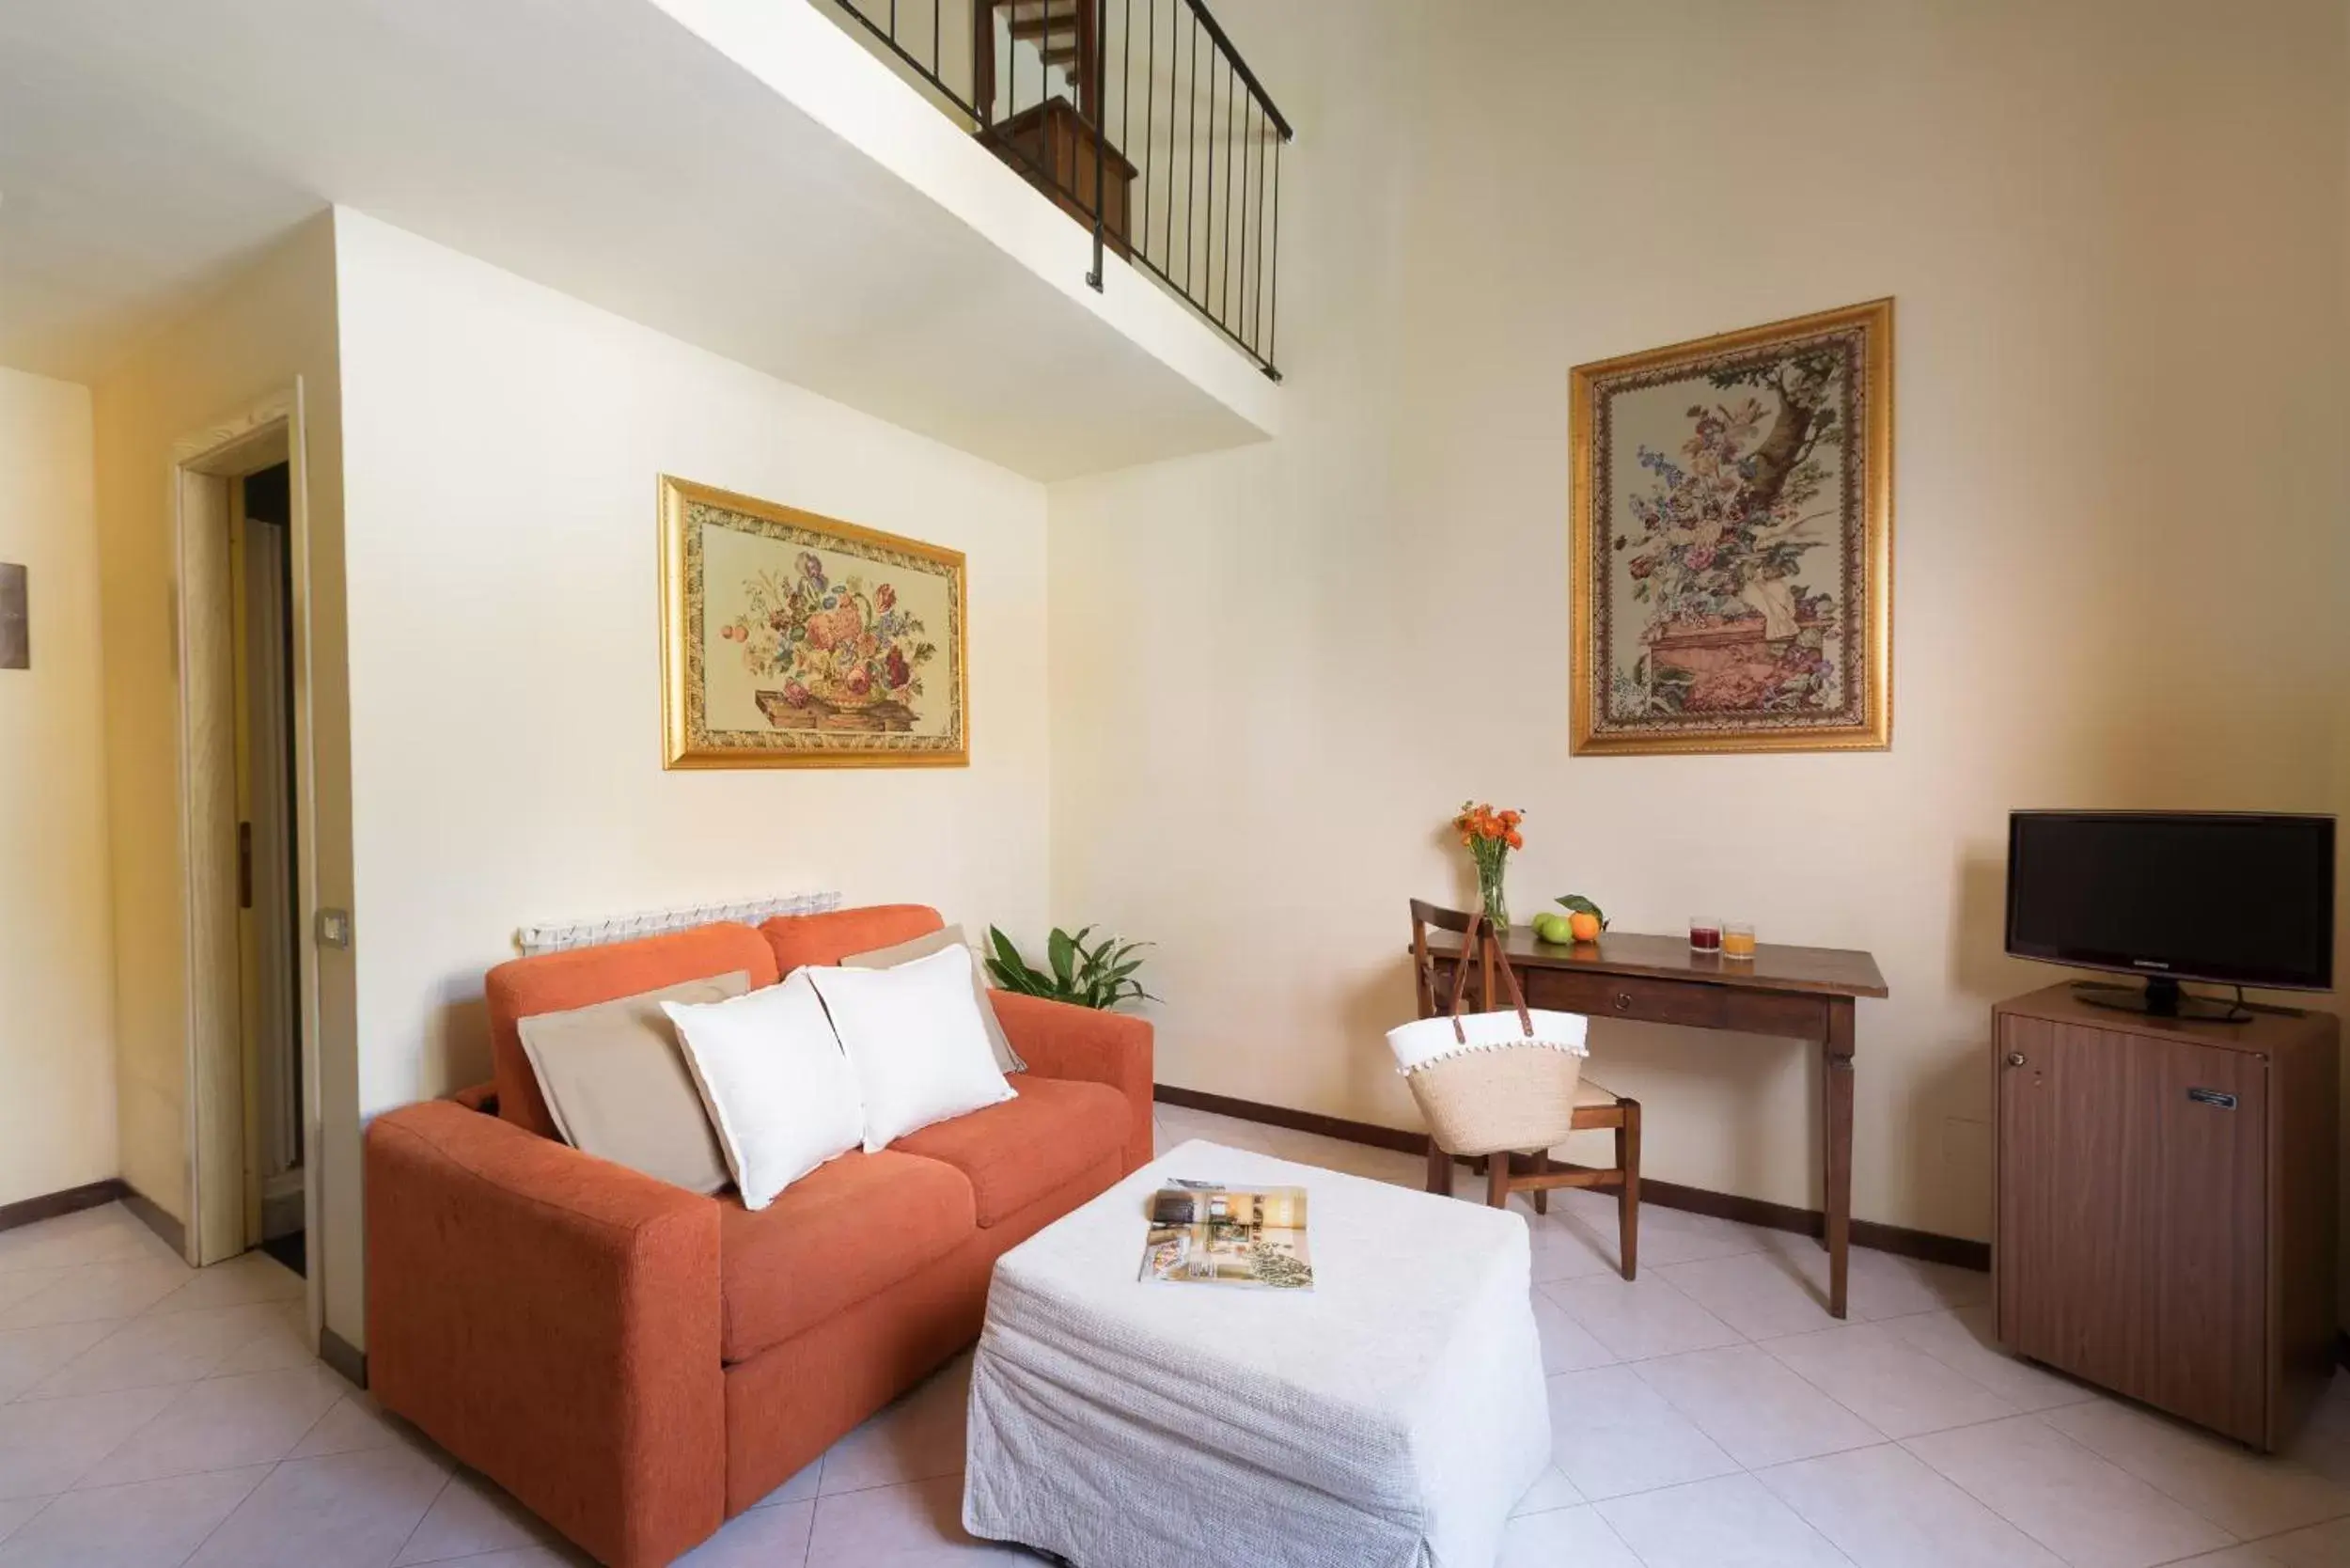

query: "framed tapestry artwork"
(660, 477), (967, 768)
(1570, 298), (1892, 755)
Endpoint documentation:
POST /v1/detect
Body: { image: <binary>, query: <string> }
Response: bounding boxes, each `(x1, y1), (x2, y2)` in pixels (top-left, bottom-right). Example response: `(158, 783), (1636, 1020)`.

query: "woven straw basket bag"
(1388, 913), (1590, 1160)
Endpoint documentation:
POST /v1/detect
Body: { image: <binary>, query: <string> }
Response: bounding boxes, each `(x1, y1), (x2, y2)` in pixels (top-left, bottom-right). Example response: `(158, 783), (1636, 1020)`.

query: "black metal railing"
(821, 0), (1293, 380)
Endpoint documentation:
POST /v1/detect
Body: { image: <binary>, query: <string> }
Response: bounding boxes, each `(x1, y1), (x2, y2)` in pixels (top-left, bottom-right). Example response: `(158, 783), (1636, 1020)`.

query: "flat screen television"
(2005, 810), (2335, 1018)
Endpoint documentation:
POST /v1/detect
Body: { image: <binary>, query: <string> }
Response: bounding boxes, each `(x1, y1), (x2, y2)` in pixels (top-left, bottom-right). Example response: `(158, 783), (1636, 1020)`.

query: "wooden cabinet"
(1994, 984), (2338, 1449)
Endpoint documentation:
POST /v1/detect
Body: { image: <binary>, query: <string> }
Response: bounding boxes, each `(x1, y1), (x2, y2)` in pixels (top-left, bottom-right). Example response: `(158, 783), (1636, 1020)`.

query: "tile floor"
(2, 1105), (2347, 1566)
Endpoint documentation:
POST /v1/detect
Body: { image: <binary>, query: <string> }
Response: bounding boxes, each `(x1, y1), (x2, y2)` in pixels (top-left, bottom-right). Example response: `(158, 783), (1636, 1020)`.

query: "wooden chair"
(1407, 899), (1641, 1279)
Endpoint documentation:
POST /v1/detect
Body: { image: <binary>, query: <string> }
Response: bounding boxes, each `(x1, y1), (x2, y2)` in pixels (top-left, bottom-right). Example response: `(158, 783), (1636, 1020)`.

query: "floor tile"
(76, 1365), (347, 1486)
(0, 1322), (117, 1403)
(1532, 1293), (1618, 1373)
(1545, 1365), (1741, 1501)
(0, 1211), (173, 1276)
(1762, 1320), (2022, 1438)
(805, 1475), (1027, 1565)
(0, 1386), (178, 1498)
(672, 1499), (814, 1566)
(816, 1356), (971, 1496)
(0, 1260), (193, 1330)
(147, 1251), (305, 1315)
(2040, 1398), (2350, 1539)
(1510, 1466), (1584, 1516)
(0, 1499), (42, 1548)
(2254, 1515), (2350, 1566)
(1542, 1271), (1745, 1360)
(1655, 1251), (1849, 1340)
(207, 1301), (314, 1376)
(395, 1468), (561, 1563)
(1904, 1413), (2232, 1568)
(21, 1302), (290, 1400)
(293, 1394), (433, 1461)
(0, 1465), (270, 1568)
(1878, 1309), (2100, 1412)
(1634, 1344), (1883, 1468)
(750, 1462), (822, 1509)
(1496, 1502), (1642, 1567)
(1596, 1472), (1851, 1566)
(2161, 1545), (2299, 1567)
(1525, 1214), (1627, 1283)
(185, 1443), (450, 1568)
(1758, 1441), (2064, 1566)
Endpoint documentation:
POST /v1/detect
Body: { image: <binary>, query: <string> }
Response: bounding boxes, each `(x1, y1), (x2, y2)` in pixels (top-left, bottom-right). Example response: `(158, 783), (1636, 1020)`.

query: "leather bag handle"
(1449, 912), (1536, 1043)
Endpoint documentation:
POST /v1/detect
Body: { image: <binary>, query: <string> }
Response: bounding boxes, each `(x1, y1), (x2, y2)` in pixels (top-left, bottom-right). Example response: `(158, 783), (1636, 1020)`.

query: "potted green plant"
(985, 926), (1155, 1011)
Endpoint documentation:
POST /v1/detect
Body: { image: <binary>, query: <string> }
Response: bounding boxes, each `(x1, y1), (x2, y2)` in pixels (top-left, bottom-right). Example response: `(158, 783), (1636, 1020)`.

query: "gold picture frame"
(660, 476), (968, 768)
(1570, 299), (1892, 755)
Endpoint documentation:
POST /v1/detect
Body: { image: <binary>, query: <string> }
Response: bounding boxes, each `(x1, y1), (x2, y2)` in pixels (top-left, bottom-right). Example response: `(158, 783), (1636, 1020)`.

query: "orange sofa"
(364, 906), (1153, 1568)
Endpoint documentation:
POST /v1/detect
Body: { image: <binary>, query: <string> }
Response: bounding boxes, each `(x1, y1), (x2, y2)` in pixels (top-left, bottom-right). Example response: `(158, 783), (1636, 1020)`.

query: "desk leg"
(1426, 1140), (1452, 1198)
(1824, 998), (1856, 1319)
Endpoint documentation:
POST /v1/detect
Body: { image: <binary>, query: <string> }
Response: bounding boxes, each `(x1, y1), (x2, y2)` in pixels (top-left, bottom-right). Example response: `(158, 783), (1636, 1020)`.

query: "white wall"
(332, 210), (1053, 1339)
(0, 368), (118, 1208)
(1048, 0), (2350, 1246)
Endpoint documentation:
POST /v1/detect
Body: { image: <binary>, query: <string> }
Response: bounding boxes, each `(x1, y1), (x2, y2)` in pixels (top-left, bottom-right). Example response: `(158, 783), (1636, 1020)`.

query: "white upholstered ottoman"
(963, 1140), (1549, 1568)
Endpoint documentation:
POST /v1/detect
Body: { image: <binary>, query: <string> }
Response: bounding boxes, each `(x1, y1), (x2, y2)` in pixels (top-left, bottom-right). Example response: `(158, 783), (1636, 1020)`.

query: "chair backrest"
(1408, 899), (1479, 1021)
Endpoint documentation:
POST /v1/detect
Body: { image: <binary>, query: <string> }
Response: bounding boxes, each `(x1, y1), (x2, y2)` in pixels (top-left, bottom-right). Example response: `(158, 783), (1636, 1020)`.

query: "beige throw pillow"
(842, 924), (1026, 1074)
(517, 970), (750, 1193)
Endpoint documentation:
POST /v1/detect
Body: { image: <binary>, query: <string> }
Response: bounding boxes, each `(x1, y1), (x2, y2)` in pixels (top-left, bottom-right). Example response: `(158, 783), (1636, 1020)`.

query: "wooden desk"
(1426, 927), (1888, 1318)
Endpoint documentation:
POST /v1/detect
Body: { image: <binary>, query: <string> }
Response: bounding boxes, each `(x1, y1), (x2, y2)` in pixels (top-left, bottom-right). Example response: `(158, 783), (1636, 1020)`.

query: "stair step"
(1008, 16), (1079, 41)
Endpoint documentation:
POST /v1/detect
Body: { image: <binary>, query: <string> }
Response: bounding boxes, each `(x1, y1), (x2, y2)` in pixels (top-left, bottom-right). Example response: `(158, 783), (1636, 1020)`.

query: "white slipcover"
(964, 1141), (1549, 1568)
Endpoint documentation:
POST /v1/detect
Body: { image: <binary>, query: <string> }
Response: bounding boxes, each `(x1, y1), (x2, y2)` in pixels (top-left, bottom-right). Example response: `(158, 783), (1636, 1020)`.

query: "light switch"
(316, 908), (352, 949)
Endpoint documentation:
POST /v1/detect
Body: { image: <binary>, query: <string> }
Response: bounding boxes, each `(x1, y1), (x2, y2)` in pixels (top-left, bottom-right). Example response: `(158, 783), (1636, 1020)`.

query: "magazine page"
(1137, 1182), (1313, 1291)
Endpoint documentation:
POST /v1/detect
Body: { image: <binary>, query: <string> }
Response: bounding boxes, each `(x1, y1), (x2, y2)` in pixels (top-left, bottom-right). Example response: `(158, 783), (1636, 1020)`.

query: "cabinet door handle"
(2186, 1087), (2238, 1110)
(1613, 993), (1634, 1013)
(2005, 1052), (2027, 1068)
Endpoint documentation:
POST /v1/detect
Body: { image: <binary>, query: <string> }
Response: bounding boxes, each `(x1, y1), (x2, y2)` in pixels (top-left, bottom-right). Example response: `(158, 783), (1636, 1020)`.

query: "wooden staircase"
(974, 0), (1135, 254)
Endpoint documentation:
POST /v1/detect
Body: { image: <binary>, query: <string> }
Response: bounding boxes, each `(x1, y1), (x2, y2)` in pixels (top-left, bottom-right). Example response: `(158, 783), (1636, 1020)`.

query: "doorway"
(234, 462), (306, 1275)
(172, 390), (322, 1332)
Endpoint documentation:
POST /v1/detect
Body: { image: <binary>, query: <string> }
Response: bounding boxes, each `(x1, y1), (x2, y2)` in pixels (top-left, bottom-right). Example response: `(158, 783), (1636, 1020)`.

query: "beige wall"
(330, 209), (1053, 1343)
(90, 214), (357, 1293)
(1048, 0), (2350, 1245)
(0, 368), (119, 1208)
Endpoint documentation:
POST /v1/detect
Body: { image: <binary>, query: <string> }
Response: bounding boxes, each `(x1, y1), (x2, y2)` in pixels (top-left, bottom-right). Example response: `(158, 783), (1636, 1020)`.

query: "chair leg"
(1426, 1140), (1452, 1198)
(1616, 1102), (1641, 1281)
(1486, 1149), (1512, 1210)
(1532, 1151), (1549, 1215)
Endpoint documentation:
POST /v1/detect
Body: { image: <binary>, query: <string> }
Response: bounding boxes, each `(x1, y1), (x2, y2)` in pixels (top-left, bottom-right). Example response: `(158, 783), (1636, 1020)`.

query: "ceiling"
(0, 0), (1268, 479)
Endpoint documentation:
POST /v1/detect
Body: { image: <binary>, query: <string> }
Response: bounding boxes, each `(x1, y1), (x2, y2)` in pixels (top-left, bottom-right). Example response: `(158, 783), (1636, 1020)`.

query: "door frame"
(170, 384), (324, 1346)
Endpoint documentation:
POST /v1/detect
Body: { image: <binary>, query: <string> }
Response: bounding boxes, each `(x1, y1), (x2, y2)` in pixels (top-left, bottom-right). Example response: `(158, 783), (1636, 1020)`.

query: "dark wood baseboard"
(1154, 1083), (1991, 1273)
(119, 1184), (187, 1260)
(320, 1326), (368, 1390)
(0, 1178), (128, 1234)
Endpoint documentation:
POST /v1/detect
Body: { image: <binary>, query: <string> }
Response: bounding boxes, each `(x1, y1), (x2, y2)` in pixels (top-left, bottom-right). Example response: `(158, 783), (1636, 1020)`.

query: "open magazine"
(1137, 1179), (1313, 1291)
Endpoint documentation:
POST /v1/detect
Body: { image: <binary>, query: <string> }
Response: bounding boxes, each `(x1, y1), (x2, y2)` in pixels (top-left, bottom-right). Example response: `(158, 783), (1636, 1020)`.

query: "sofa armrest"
(366, 1101), (723, 1568)
(989, 992), (1155, 1173)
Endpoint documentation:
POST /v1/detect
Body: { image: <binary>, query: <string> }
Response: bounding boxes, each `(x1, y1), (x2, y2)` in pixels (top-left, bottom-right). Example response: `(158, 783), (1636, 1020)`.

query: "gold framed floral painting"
(1570, 299), (1892, 755)
(661, 477), (967, 768)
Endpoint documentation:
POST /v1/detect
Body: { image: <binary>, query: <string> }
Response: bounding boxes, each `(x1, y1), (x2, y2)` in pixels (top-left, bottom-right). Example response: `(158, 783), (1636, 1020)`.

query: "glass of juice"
(1722, 921), (1757, 960)
(1689, 917), (1722, 953)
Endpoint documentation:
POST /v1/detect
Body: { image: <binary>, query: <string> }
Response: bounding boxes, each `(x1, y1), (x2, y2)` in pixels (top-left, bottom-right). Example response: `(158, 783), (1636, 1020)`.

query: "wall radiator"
(515, 889), (841, 957)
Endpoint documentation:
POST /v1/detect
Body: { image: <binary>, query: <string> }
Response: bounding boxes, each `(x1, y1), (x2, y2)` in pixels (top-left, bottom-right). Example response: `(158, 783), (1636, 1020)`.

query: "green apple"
(1531, 911), (1574, 945)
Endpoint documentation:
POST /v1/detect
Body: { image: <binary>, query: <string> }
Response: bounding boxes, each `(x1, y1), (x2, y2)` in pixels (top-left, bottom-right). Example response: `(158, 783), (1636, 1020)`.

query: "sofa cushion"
(760, 905), (943, 977)
(489, 923), (780, 1141)
(890, 1074), (1131, 1227)
(717, 1150), (974, 1362)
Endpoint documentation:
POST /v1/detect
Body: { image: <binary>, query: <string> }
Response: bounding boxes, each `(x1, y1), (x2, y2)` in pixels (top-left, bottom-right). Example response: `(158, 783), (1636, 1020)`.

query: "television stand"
(2072, 976), (2248, 1023)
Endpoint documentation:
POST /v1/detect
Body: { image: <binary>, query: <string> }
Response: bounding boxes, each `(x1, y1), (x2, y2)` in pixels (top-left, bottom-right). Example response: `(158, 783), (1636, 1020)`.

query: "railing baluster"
(1265, 133), (1280, 378)
(1141, 0), (1154, 272)
(1183, 8), (1198, 301)
(1251, 93), (1266, 356)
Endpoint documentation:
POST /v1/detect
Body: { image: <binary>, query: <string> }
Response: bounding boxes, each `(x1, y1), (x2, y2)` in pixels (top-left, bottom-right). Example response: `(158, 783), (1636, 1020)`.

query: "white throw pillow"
(807, 945), (1017, 1152)
(662, 971), (865, 1211)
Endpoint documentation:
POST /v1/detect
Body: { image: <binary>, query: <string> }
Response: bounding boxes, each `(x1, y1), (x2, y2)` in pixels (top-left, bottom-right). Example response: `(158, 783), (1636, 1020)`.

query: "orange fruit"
(1568, 911), (1602, 942)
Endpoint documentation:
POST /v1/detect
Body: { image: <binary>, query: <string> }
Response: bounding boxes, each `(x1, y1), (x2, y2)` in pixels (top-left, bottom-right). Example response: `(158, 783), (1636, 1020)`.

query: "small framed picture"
(0, 563), (26, 670)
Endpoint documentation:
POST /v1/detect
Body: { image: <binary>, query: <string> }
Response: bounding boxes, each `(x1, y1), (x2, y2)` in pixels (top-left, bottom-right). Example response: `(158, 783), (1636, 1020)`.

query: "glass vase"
(1478, 864), (1511, 937)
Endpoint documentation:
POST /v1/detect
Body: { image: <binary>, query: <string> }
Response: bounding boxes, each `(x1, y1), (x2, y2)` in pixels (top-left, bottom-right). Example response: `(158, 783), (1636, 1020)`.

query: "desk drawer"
(1522, 971), (1831, 1042)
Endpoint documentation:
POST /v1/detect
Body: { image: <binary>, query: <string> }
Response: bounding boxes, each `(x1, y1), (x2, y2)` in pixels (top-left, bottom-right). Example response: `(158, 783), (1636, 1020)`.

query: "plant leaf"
(1048, 929), (1078, 989)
